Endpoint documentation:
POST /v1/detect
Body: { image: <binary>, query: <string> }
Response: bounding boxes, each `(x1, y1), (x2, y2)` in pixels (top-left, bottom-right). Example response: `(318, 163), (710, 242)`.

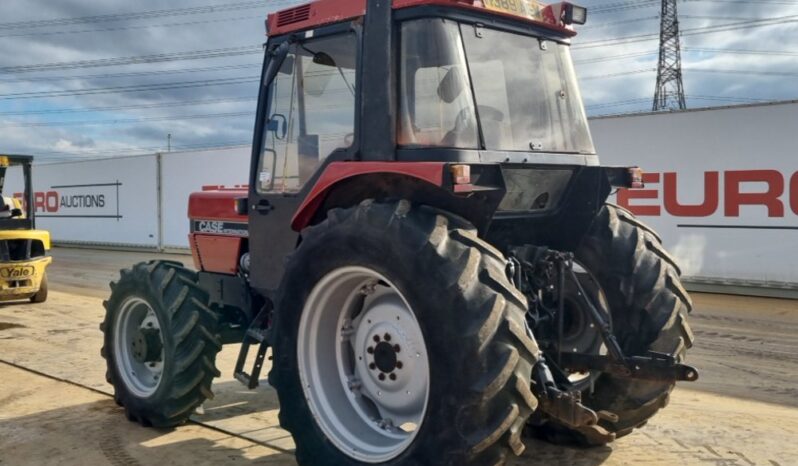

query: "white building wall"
(592, 101), (798, 286)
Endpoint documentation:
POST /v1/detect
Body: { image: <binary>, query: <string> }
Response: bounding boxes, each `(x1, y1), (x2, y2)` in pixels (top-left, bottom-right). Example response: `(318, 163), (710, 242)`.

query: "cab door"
(248, 31), (359, 294)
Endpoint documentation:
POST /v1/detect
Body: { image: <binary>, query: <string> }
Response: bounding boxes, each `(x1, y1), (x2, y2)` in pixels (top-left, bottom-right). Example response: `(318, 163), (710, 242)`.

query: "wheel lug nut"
(373, 335), (380, 343)
(379, 373), (386, 381)
(384, 333), (391, 342)
(367, 347), (374, 354)
(369, 363), (377, 370)
(389, 373), (397, 381)
(396, 361), (403, 369)
(394, 344), (401, 352)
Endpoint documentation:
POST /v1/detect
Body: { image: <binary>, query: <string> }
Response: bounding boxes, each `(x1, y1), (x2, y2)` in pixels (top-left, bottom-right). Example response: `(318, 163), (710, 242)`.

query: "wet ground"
(1, 247), (797, 466)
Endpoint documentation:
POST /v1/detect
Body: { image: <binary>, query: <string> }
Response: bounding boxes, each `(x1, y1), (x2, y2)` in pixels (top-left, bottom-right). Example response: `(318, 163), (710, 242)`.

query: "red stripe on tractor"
(291, 161), (446, 231)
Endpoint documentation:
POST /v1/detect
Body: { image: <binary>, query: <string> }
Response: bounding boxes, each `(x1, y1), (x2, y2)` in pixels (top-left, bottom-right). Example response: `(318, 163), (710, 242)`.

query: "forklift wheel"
(30, 273), (48, 303)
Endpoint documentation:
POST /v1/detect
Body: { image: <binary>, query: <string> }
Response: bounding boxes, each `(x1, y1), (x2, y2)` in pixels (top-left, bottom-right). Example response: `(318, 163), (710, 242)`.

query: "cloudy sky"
(0, 0), (796, 161)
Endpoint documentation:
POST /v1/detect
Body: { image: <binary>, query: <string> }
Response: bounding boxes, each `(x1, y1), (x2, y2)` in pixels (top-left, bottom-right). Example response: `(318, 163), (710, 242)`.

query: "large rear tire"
(537, 204), (694, 444)
(100, 260), (222, 427)
(270, 200), (540, 466)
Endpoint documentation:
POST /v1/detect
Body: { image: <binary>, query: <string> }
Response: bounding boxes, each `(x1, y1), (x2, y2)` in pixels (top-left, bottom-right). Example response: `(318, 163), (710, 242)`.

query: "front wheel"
(100, 261), (222, 427)
(270, 200), (540, 466)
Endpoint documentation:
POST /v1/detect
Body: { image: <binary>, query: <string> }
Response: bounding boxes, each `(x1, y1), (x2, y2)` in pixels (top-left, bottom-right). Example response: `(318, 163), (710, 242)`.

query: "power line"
(574, 51), (658, 64)
(586, 94), (774, 110)
(2, 111), (254, 128)
(0, 96), (256, 116)
(575, 47), (798, 65)
(0, 15), (255, 39)
(35, 140), (253, 161)
(684, 47), (798, 56)
(581, 68), (656, 80)
(0, 76), (259, 100)
(573, 14), (798, 49)
(685, 68), (798, 76)
(0, 63), (261, 83)
(0, 0), (298, 30)
(0, 45), (262, 74)
(582, 15), (660, 28)
(682, 0), (798, 4)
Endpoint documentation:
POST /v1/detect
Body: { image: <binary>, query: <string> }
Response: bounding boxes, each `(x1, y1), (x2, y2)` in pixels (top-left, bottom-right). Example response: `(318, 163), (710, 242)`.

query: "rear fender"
(292, 162), (505, 234)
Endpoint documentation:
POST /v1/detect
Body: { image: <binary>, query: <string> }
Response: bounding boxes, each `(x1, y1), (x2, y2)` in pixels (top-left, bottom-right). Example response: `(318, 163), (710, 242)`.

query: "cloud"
(0, 0), (796, 160)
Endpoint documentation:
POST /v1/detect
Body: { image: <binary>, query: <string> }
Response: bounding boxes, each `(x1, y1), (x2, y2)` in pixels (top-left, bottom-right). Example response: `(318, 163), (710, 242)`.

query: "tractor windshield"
(399, 18), (594, 155)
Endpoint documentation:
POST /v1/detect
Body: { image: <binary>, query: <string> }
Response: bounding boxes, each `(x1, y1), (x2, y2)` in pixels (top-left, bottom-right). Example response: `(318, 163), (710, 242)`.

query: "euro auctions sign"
(591, 101), (798, 285)
(617, 170), (798, 223)
(16, 181), (122, 219)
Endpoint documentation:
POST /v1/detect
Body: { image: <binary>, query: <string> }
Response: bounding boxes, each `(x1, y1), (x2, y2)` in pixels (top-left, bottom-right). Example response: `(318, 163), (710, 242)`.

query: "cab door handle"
(254, 199), (273, 214)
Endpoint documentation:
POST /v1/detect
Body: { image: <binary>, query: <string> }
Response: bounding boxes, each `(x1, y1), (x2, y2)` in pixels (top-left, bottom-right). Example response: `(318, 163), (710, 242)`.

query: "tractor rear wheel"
(536, 204), (694, 445)
(100, 260), (222, 427)
(270, 200), (539, 466)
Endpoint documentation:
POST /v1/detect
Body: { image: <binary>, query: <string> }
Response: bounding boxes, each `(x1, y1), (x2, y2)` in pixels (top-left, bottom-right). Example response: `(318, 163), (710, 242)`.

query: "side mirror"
(267, 114), (288, 140)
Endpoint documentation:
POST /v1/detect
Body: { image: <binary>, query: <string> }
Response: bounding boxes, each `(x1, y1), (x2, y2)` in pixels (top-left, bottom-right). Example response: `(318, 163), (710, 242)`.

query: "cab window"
(258, 33), (357, 193)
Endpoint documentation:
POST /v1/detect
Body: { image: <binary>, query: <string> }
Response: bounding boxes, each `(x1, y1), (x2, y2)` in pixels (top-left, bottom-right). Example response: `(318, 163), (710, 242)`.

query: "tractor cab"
(246, 0), (625, 292)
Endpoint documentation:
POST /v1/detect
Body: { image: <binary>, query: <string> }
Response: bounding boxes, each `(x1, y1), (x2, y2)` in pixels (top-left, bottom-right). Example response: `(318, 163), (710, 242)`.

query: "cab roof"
(266, 0), (577, 37)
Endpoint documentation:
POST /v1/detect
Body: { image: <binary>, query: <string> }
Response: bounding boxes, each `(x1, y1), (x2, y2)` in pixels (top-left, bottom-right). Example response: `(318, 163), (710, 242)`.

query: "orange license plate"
(482, 0), (542, 20)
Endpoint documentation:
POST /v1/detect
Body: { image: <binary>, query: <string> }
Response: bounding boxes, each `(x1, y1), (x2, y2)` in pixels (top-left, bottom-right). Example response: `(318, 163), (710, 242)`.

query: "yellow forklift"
(0, 155), (50, 303)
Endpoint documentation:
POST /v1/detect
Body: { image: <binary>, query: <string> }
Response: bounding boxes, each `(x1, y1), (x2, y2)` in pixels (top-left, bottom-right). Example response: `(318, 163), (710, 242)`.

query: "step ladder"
(233, 307), (271, 389)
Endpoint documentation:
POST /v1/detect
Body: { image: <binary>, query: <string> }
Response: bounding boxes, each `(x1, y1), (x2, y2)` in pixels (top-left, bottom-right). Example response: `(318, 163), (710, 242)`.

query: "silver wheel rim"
(113, 296), (164, 397)
(298, 266), (430, 463)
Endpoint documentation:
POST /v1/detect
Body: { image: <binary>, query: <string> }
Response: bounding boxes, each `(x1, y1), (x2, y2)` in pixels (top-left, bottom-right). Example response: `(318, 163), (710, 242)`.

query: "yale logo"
(0, 266), (34, 279)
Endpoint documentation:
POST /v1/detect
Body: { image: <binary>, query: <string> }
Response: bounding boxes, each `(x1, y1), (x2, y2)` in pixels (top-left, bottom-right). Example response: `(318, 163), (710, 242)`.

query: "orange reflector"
(629, 167), (644, 189)
(450, 164), (471, 185)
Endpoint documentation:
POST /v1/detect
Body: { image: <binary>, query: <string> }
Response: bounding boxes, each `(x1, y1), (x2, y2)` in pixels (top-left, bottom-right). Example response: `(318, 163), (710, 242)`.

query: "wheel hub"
(113, 297), (164, 397)
(132, 327), (163, 363)
(371, 338), (399, 375)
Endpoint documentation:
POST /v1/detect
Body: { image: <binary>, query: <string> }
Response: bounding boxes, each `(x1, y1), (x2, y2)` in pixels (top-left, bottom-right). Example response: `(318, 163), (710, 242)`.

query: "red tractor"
(101, 0), (697, 464)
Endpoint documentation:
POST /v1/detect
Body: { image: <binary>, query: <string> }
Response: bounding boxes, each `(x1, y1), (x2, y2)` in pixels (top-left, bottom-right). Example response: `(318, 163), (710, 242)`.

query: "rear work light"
(563, 3), (587, 25)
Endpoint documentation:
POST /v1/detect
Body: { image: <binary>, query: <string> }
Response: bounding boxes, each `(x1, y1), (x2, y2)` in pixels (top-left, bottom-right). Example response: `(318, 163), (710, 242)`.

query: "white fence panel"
(160, 147), (250, 249)
(5, 155), (159, 247)
(592, 101), (798, 286)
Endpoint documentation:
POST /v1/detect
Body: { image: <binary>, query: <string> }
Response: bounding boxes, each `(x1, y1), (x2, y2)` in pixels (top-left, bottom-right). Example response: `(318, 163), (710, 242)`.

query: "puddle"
(0, 322), (26, 331)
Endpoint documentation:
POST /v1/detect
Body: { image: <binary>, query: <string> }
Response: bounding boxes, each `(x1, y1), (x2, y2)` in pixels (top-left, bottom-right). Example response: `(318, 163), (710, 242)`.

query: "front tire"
(100, 260), (222, 427)
(270, 200), (540, 466)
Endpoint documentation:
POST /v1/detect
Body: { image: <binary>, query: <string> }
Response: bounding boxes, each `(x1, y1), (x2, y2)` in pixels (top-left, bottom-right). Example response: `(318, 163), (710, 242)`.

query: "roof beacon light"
(564, 3), (587, 25)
